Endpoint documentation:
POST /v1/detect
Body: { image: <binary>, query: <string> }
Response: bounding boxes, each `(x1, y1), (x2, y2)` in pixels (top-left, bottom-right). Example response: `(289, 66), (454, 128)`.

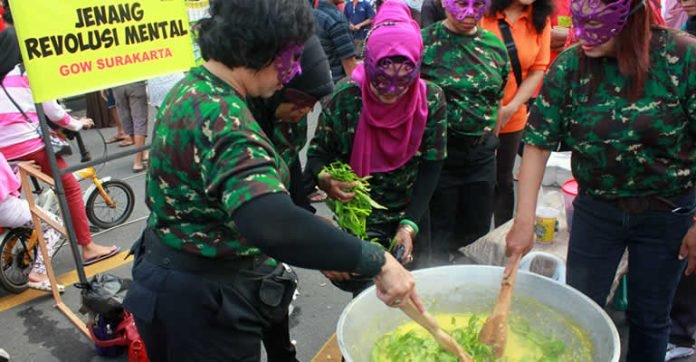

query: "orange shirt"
(480, 7), (551, 133)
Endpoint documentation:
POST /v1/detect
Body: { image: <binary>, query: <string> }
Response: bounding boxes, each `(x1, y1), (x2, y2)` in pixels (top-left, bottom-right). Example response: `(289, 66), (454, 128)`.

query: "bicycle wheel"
(0, 228), (35, 294)
(86, 180), (135, 230)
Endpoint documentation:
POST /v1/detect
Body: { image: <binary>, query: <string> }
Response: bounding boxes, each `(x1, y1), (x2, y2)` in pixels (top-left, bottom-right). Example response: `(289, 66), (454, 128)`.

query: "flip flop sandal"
(105, 135), (128, 144)
(118, 140), (134, 147)
(83, 246), (121, 266)
(132, 166), (146, 173)
(27, 280), (65, 293)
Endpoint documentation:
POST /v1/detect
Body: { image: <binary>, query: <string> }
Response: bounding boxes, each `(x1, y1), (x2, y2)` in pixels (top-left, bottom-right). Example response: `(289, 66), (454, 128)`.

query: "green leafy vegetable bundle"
(321, 161), (386, 241)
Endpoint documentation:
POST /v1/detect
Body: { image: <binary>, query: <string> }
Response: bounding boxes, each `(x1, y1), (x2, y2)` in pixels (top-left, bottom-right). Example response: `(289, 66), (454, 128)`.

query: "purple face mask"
(571, 0), (643, 46)
(275, 44), (304, 85)
(443, 0), (490, 22)
(365, 56), (420, 96)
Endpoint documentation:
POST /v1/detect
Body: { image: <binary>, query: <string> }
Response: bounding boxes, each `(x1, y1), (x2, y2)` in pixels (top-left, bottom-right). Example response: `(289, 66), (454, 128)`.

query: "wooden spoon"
(400, 298), (473, 362)
(479, 254), (523, 358)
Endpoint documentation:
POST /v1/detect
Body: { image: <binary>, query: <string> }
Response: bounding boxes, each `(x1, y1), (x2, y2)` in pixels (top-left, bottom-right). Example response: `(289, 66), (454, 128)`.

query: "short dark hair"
(488, 0), (553, 34)
(197, 0), (314, 70)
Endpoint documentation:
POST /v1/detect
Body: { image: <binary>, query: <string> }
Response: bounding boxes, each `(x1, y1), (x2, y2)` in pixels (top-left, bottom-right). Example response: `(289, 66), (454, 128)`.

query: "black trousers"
(430, 133), (498, 266)
(494, 130), (524, 227)
(123, 232), (296, 362)
(263, 314), (298, 362)
(670, 273), (696, 347)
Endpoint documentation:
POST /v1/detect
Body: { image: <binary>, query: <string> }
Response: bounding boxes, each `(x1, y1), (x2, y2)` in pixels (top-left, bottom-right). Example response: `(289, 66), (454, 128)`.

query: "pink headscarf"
(349, 0), (429, 177)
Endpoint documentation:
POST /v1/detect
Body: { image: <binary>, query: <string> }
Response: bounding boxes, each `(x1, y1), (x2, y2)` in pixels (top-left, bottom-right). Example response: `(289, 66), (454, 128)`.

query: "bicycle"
(0, 132), (135, 294)
(38, 166), (135, 230)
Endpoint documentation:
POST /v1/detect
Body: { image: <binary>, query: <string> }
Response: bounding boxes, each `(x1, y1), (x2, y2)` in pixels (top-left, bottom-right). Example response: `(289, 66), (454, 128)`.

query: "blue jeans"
(567, 192), (695, 362)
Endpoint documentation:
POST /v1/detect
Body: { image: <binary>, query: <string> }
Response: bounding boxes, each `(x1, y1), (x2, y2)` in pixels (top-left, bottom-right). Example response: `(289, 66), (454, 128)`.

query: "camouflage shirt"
(146, 66), (290, 258)
(271, 119), (308, 167)
(421, 22), (509, 137)
(525, 29), (696, 199)
(307, 80), (447, 225)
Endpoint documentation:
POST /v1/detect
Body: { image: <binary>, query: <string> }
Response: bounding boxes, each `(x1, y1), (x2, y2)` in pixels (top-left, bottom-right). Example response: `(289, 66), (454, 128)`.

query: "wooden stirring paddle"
(400, 298), (473, 362)
(479, 254), (523, 358)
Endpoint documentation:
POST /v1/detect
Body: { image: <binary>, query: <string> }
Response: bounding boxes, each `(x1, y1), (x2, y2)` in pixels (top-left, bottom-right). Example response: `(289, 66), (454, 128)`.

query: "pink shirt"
(0, 65), (83, 160)
(664, 0), (688, 28)
(0, 153), (20, 202)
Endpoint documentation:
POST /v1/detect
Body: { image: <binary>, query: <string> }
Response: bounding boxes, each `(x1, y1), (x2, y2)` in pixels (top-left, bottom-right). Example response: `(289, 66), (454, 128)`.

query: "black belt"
(141, 228), (268, 276)
(594, 190), (695, 214)
(451, 127), (494, 147)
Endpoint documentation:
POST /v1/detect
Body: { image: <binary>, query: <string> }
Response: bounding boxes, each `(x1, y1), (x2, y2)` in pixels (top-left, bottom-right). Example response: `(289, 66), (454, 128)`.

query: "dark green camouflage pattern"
(307, 80), (447, 225)
(525, 29), (696, 199)
(272, 119), (308, 167)
(146, 66), (290, 258)
(246, 97), (309, 167)
(421, 22), (509, 137)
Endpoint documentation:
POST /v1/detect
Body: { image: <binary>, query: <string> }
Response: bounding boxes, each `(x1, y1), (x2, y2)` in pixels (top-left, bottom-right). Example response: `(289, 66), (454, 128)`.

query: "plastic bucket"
(561, 179), (578, 233)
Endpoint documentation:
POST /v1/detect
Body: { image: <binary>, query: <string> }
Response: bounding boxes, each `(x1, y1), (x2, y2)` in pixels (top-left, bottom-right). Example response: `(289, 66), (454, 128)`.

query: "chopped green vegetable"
(372, 315), (495, 362)
(322, 162), (386, 246)
(373, 314), (569, 362)
(511, 319), (566, 361)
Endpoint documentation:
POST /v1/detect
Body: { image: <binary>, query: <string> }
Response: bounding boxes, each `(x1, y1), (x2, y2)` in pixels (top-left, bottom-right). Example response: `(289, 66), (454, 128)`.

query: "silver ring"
(392, 298), (402, 306)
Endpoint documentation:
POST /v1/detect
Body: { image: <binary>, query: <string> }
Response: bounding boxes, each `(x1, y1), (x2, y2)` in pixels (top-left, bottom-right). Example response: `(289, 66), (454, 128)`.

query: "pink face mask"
(275, 44), (304, 85)
(443, 0), (490, 22)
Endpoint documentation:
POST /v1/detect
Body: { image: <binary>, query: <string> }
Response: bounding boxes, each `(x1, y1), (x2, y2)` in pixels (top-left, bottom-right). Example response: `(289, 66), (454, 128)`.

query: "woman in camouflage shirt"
(420, 0), (509, 264)
(307, 1), (448, 290)
(505, 0), (696, 359)
(123, 1), (420, 360)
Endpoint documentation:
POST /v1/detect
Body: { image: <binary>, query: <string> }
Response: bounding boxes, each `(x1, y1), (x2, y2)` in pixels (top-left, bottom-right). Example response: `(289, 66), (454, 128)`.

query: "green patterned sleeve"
(422, 83), (448, 161)
(524, 49), (573, 150)
(197, 101), (288, 216)
(306, 93), (344, 178)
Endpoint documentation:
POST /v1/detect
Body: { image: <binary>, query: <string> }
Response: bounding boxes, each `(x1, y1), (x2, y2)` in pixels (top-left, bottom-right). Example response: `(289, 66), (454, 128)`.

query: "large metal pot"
(337, 265), (620, 361)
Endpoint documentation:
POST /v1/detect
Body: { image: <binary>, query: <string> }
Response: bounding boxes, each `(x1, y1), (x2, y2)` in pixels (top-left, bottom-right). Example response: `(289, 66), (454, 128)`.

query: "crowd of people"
(0, 0), (695, 361)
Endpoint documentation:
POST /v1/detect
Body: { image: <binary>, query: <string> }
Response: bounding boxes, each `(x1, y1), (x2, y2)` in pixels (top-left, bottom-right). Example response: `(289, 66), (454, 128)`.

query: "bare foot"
(82, 243), (118, 261)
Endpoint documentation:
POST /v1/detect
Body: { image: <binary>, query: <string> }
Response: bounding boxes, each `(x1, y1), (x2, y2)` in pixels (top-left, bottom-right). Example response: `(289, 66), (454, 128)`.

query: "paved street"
(0, 104), (693, 361)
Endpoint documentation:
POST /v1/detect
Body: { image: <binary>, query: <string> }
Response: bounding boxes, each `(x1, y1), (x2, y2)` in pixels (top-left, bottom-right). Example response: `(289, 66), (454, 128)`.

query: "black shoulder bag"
(497, 19), (524, 88)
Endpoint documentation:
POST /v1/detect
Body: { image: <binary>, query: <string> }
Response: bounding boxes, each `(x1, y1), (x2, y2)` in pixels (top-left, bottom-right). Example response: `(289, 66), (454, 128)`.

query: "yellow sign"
(8, 0), (195, 103)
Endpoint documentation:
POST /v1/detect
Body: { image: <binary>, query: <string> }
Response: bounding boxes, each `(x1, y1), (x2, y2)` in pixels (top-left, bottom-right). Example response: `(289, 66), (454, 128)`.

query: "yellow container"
(535, 207), (560, 243)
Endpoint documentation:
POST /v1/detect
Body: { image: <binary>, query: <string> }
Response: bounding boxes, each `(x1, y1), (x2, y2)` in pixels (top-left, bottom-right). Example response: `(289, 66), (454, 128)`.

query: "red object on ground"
(89, 312), (149, 362)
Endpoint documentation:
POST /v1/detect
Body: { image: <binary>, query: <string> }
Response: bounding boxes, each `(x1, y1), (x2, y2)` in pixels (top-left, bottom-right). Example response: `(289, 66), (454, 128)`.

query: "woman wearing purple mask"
(122, 1), (421, 360)
(505, 0), (696, 359)
(307, 0), (448, 293)
(420, 0), (510, 264)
